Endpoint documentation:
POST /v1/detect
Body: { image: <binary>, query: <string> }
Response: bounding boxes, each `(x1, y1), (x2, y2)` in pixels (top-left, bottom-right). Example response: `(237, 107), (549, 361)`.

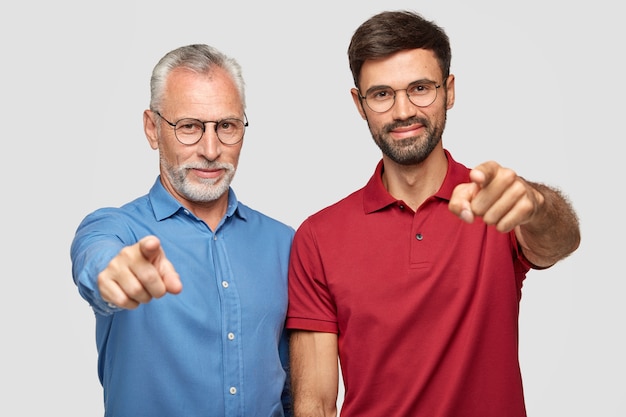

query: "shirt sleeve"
(70, 208), (137, 316)
(286, 218), (338, 333)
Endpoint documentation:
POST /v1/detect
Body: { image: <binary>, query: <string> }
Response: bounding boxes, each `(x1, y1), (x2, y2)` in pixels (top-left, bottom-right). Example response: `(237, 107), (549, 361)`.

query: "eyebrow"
(364, 78), (438, 94)
(175, 114), (245, 123)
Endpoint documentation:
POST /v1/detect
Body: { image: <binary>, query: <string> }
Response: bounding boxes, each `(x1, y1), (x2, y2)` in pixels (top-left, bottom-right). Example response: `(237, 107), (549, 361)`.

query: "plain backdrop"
(1, 0), (623, 415)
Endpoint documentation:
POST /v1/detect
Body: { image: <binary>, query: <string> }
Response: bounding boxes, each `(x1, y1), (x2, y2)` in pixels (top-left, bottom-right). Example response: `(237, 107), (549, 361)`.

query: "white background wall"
(1, 1), (623, 415)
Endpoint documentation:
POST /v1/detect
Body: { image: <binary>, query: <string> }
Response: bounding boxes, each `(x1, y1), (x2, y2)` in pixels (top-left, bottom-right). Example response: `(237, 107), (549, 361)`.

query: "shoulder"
(75, 194), (152, 233)
(236, 201), (295, 237)
(297, 187), (365, 234)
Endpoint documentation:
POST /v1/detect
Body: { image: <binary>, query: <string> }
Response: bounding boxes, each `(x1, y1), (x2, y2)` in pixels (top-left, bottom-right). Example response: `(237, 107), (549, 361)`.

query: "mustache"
(384, 116), (429, 133)
(181, 161), (233, 171)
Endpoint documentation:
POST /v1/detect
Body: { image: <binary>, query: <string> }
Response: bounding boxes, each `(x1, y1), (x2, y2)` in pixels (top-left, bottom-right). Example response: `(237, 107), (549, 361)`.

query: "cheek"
(227, 146), (243, 168)
(432, 105), (449, 126)
(159, 140), (189, 165)
(366, 114), (388, 134)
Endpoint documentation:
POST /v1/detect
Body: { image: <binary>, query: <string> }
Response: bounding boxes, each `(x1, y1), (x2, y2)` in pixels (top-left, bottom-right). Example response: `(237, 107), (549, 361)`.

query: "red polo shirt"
(287, 150), (532, 417)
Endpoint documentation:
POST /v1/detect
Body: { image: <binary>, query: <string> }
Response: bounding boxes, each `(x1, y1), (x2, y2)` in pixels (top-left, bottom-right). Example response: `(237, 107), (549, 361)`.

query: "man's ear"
(351, 88), (368, 120)
(445, 74), (455, 110)
(144, 110), (159, 150)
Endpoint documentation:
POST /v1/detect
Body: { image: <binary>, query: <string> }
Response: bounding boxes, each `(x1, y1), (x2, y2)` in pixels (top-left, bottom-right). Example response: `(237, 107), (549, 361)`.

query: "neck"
(381, 148), (448, 211)
(189, 197), (229, 231)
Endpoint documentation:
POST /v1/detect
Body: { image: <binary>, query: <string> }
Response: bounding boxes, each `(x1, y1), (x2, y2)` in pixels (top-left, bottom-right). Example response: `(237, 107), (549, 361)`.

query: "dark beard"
(371, 116), (445, 165)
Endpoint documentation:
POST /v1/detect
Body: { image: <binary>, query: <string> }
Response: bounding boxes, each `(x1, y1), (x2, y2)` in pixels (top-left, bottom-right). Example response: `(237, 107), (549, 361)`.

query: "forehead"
(359, 48), (442, 88)
(163, 67), (243, 118)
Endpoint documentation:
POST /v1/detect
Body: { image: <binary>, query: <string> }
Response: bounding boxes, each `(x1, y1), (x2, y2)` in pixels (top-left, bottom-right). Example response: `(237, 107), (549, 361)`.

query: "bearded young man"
(286, 10), (580, 417)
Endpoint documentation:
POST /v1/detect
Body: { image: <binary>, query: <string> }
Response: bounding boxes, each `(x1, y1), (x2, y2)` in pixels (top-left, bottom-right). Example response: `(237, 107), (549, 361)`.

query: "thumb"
(449, 182), (479, 223)
(161, 260), (183, 294)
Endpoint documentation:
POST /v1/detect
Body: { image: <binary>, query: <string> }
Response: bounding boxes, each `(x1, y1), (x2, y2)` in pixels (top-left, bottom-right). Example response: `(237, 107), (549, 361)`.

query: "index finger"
(469, 161), (498, 187)
(134, 237), (182, 297)
(138, 235), (162, 263)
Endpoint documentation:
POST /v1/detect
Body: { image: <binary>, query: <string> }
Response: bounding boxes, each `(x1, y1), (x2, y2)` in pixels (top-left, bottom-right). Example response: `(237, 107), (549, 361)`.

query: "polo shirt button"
(229, 386), (237, 395)
(415, 233), (423, 240)
(222, 280), (229, 288)
(227, 332), (235, 340)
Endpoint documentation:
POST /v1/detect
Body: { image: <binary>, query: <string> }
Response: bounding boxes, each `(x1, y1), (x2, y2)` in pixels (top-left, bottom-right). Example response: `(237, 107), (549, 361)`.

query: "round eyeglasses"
(154, 111), (248, 145)
(358, 81), (441, 113)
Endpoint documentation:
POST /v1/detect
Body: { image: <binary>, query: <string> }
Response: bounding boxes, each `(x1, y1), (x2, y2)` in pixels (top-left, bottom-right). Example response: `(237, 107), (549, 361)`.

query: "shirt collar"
(149, 176), (245, 222)
(362, 149), (470, 214)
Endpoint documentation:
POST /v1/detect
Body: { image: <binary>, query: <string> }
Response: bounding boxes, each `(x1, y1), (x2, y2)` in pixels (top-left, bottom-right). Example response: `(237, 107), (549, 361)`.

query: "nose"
(196, 124), (222, 161)
(391, 89), (417, 120)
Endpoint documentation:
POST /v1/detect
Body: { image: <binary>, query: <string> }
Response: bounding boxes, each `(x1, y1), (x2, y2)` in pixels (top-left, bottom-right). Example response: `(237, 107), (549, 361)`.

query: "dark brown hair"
(348, 10), (451, 89)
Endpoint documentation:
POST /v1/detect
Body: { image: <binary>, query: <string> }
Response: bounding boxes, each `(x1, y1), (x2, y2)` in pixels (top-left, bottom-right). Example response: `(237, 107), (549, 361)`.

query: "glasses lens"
(174, 119), (204, 144)
(365, 87), (396, 113)
(216, 119), (245, 145)
(406, 82), (438, 107)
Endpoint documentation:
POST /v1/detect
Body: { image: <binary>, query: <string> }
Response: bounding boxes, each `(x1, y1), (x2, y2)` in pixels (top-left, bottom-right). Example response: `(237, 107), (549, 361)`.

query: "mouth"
(191, 167), (223, 180)
(389, 123), (424, 140)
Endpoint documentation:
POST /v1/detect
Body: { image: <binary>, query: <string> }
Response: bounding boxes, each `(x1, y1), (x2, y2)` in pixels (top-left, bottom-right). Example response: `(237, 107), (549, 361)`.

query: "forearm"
(71, 232), (124, 314)
(516, 182), (581, 267)
(290, 331), (339, 417)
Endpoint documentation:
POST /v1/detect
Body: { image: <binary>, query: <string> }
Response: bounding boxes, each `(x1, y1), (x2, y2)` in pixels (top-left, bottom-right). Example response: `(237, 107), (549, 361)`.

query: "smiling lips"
(193, 167), (222, 180)
(391, 123), (424, 139)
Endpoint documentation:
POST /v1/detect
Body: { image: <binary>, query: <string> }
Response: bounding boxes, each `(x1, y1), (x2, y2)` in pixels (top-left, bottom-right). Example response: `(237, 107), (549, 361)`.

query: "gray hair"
(149, 44), (246, 112)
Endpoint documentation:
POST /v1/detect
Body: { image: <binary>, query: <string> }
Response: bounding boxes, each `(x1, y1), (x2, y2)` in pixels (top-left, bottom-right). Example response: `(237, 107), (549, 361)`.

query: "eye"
(368, 88), (394, 101)
(407, 83), (432, 96)
(218, 120), (237, 133)
(176, 119), (204, 134)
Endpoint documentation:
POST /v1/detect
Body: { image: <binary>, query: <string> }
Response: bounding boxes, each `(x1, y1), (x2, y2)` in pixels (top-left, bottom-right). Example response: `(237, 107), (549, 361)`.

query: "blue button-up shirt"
(71, 177), (294, 417)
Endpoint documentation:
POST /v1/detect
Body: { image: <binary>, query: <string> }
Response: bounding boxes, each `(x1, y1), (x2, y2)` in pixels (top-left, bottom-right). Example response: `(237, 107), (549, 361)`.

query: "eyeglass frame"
(357, 80), (442, 113)
(153, 110), (248, 146)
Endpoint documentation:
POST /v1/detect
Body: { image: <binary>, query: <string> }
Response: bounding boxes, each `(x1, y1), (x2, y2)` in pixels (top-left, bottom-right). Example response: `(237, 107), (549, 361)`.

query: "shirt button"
(416, 233), (423, 241)
(227, 332), (235, 340)
(222, 281), (229, 288)
(229, 386), (237, 395)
